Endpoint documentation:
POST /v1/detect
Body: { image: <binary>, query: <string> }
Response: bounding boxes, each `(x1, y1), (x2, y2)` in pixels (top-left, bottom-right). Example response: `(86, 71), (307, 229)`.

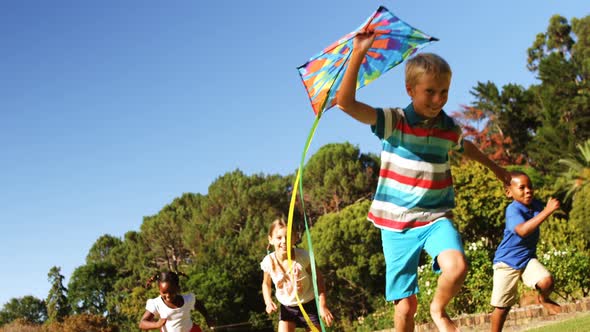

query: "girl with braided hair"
(139, 271), (213, 332)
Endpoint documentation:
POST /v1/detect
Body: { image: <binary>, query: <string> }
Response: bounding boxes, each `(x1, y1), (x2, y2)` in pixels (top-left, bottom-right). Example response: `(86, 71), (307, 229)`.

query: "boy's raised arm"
(336, 32), (377, 125)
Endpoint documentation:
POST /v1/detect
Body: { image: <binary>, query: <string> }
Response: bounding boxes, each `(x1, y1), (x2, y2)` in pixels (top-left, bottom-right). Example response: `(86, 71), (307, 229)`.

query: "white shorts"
(490, 258), (551, 308)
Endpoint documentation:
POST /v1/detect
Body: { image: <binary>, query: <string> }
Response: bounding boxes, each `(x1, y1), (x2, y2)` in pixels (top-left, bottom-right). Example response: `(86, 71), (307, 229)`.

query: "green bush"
(452, 161), (508, 246)
(452, 240), (495, 316)
(569, 185), (590, 248)
(347, 299), (394, 332)
(538, 245), (590, 299)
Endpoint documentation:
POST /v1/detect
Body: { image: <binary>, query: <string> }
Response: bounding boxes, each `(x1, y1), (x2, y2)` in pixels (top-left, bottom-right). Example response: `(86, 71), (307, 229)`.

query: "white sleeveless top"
(260, 248), (315, 306)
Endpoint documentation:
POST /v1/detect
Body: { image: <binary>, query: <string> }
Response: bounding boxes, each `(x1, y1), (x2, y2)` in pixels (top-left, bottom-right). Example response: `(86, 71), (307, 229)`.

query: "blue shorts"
(381, 218), (464, 301)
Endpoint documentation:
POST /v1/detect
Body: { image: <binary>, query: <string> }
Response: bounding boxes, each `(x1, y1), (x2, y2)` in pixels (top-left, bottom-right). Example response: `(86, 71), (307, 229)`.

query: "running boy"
(336, 31), (510, 332)
(490, 171), (561, 332)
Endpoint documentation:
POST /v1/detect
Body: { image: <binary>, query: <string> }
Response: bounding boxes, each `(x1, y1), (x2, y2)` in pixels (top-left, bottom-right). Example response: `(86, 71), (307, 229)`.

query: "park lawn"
(525, 312), (590, 332)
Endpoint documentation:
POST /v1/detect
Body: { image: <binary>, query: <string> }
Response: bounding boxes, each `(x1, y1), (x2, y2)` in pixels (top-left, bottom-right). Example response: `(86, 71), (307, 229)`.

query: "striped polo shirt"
(368, 104), (464, 231)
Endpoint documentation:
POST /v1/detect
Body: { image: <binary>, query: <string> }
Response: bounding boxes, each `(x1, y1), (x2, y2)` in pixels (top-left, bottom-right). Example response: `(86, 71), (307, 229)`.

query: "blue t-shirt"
(493, 199), (543, 270)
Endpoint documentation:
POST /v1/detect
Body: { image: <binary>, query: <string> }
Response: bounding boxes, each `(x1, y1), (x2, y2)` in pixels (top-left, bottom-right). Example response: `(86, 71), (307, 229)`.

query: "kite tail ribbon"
(286, 112), (326, 332)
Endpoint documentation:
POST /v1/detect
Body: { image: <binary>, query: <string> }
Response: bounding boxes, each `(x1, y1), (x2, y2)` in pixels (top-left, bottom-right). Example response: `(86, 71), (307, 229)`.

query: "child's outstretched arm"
(514, 198), (560, 238)
(463, 140), (511, 185)
(336, 31), (378, 125)
(316, 270), (334, 327)
(262, 272), (277, 314)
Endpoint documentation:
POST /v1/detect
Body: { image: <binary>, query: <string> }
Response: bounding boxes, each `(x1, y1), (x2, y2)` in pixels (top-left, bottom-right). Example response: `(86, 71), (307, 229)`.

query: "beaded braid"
(144, 271), (184, 289)
(145, 273), (160, 289)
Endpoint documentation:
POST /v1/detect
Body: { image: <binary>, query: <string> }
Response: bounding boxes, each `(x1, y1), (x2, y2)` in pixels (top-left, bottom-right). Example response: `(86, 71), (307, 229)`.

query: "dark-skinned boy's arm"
(462, 140), (511, 185)
(514, 198), (560, 238)
(336, 33), (377, 125)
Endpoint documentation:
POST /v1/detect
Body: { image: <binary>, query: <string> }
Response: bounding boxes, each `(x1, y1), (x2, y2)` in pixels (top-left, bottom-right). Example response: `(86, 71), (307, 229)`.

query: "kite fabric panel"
(297, 6), (439, 116)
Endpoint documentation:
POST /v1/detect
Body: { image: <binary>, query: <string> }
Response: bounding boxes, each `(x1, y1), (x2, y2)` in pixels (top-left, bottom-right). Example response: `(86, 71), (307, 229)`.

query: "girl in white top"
(139, 271), (213, 332)
(261, 218), (333, 331)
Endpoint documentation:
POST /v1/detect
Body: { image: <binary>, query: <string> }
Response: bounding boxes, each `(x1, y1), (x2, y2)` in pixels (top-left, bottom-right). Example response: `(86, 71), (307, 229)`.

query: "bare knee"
(536, 276), (554, 293)
(493, 306), (511, 316)
(278, 320), (296, 332)
(438, 250), (468, 281)
(394, 296), (418, 321)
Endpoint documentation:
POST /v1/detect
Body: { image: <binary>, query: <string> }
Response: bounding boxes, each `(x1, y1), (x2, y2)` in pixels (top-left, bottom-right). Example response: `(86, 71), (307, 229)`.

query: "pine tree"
(45, 266), (70, 323)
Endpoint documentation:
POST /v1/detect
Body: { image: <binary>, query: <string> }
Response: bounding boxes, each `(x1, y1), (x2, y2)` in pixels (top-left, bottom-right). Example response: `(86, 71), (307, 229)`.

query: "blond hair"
(405, 53), (452, 87)
(268, 218), (287, 237)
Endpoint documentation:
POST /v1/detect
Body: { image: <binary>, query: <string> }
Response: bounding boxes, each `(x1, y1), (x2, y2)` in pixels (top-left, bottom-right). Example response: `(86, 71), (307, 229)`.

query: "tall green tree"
(302, 143), (379, 220)
(0, 296), (46, 326)
(469, 14), (590, 172)
(141, 208), (192, 273)
(45, 266), (69, 323)
(105, 231), (154, 331)
(86, 234), (123, 265)
(185, 170), (292, 324)
(81, 232), (152, 330)
(526, 15), (590, 172)
(306, 200), (384, 322)
(67, 262), (117, 316)
(466, 82), (538, 164)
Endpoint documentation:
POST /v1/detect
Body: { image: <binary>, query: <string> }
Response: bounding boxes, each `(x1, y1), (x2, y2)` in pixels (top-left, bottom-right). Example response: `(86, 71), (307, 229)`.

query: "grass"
(524, 312), (590, 332)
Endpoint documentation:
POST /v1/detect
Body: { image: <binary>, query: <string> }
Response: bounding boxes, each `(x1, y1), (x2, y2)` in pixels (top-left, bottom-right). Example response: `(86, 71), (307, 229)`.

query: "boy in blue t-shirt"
(490, 171), (561, 332)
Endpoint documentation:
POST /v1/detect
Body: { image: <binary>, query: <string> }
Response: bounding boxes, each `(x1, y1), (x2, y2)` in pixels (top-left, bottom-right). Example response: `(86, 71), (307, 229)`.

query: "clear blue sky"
(1, 1), (587, 307)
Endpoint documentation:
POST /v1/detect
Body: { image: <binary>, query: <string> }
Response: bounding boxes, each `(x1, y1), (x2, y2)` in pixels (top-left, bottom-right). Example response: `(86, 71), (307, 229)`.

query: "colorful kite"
(298, 5), (438, 116)
(288, 7), (438, 331)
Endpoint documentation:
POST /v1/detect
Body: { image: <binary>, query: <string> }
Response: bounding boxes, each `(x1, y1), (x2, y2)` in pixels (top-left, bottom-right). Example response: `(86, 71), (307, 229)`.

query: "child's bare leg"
(394, 295), (417, 332)
(278, 320), (296, 332)
(430, 249), (467, 332)
(491, 307), (510, 332)
(536, 276), (554, 300)
(536, 276), (561, 314)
